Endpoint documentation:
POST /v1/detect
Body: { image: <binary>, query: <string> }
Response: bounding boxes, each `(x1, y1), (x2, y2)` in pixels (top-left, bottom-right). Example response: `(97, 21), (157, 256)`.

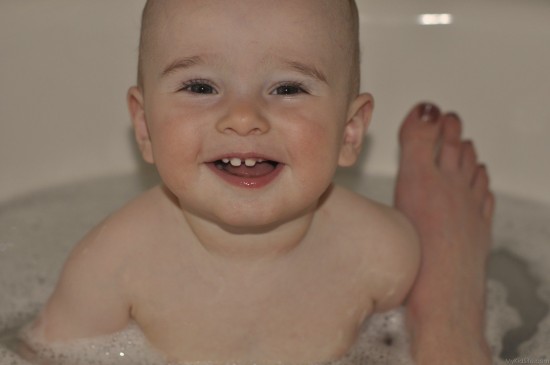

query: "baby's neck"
(164, 193), (320, 263)
(183, 211), (315, 262)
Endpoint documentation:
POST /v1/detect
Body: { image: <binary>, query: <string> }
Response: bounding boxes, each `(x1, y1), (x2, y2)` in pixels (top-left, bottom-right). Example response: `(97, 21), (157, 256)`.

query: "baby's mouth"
(212, 157), (279, 178)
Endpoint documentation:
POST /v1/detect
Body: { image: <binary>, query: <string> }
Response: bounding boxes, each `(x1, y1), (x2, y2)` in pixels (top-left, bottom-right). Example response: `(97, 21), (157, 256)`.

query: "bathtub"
(1, 0), (550, 363)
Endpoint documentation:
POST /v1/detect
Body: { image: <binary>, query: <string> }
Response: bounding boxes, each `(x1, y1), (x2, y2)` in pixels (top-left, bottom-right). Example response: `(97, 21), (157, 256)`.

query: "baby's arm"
(367, 205), (421, 313)
(27, 220), (132, 344)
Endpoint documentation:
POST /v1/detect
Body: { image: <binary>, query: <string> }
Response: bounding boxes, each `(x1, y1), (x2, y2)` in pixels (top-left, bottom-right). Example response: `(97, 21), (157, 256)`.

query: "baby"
(26, 0), (494, 364)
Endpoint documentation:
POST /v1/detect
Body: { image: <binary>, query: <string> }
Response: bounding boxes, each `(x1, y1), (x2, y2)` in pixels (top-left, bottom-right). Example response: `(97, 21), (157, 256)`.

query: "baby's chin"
(211, 207), (306, 234)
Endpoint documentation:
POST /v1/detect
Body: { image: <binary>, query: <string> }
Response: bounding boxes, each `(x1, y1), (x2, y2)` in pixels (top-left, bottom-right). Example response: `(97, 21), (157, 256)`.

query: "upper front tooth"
(230, 158), (242, 167)
(222, 158), (230, 164)
(245, 158), (257, 167)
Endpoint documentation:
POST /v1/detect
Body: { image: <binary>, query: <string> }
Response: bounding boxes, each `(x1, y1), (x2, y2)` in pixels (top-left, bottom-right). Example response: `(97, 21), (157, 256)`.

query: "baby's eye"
(179, 80), (217, 94)
(271, 82), (308, 96)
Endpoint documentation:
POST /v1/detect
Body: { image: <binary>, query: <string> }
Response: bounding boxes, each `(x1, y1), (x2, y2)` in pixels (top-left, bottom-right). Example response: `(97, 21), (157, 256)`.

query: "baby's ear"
(127, 86), (154, 164)
(338, 93), (374, 167)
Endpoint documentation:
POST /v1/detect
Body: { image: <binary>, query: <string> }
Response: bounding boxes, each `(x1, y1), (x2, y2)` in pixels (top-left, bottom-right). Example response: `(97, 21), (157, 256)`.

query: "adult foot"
(394, 103), (494, 364)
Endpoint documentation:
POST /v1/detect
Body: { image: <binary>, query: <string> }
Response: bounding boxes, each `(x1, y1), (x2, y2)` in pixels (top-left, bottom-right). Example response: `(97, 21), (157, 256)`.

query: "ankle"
(411, 336), (492, 365)
(407, 308), (492, 365)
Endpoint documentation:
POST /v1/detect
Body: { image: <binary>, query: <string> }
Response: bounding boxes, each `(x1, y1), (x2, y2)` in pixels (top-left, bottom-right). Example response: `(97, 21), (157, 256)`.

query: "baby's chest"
(130, 264), (374, 362)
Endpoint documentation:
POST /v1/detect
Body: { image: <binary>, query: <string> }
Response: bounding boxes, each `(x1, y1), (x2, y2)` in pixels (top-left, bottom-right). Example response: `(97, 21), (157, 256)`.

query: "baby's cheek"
(297, 122), (341, 164)
(150, 131), (200, 190)
(286, 123), (340, 196)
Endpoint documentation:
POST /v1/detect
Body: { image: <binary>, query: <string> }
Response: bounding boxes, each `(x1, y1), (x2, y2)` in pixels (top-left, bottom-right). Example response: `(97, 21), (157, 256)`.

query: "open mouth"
(213, 157), (279, 178)
(207, 156), (283, 188)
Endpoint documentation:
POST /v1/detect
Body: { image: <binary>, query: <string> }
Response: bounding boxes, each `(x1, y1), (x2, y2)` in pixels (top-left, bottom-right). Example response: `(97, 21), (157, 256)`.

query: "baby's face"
(129, 0), (371, 229)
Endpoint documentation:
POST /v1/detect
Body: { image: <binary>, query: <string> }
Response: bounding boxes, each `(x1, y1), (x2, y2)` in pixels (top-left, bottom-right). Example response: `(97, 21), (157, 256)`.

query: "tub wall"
(1, 0), (549, 204)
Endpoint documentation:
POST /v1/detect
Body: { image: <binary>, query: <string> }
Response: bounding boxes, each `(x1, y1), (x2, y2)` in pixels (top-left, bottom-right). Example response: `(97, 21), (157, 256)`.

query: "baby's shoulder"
(323, 185), (420, 311)
(31, 186), (171, 339)
(325, 185), (414, 239)
(71, 185), (173, 264)
(99, 185), (174, 235)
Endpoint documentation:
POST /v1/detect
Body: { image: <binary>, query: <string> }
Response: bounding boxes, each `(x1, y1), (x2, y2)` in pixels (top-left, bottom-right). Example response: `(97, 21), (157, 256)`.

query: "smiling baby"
(25, 1), (420, 363)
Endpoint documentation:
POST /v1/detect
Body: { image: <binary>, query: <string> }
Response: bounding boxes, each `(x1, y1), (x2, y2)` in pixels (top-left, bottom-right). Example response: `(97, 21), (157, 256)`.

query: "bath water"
(1, 172), (549, 364)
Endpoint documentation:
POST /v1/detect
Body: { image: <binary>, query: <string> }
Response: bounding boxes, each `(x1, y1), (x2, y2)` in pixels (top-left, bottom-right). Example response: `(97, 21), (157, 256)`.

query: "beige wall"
(1, 0), (549, 204)
(0, 0), (146, 202)
(357, 0), (550, 204)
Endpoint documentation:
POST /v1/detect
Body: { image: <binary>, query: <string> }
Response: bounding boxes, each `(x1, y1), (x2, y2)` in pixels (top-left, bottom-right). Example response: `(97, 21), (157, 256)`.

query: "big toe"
(398, 103), (443, 169)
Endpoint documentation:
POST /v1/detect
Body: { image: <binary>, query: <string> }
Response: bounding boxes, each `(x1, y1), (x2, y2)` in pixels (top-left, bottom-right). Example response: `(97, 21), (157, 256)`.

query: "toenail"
(447, 112), (461, 121)
(418, 103), (440, 123)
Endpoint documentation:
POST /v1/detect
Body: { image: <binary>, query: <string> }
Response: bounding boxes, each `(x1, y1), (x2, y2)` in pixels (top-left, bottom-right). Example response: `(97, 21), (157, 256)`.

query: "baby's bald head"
(136, 0), (361, 96)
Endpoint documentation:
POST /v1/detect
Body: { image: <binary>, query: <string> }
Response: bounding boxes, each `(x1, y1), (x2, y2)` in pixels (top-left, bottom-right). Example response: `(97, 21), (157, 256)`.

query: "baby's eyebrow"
(281, 59), (328, 84)
(161, 55), (205, 78)
(160, 55), (328, 84)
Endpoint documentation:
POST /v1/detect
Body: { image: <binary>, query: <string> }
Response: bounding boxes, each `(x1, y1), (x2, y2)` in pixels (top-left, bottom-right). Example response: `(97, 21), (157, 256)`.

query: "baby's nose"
(216, 99), (270, 136)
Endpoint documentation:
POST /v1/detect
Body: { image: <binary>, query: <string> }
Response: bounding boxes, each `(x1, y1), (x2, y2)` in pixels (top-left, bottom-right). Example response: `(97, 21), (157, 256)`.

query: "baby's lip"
(206, 153), (282, 164)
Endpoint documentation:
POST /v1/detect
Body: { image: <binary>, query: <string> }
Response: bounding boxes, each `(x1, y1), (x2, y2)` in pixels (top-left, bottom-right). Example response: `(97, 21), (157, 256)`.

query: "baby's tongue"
(224, 162), (276, 178)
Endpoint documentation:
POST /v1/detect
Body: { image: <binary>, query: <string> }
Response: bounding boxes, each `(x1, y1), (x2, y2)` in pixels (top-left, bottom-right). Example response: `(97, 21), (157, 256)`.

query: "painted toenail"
(447, 112), (461, 121)
(419, 103), (440, 123)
